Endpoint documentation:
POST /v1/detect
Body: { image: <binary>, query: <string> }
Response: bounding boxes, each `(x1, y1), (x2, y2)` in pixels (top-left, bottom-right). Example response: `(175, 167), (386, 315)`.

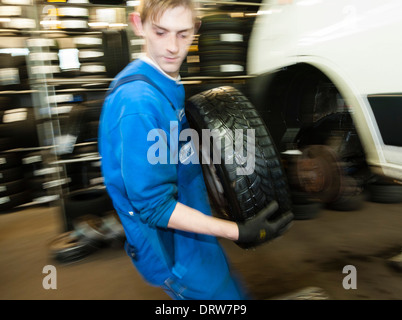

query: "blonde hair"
(136, 0), (198, 23)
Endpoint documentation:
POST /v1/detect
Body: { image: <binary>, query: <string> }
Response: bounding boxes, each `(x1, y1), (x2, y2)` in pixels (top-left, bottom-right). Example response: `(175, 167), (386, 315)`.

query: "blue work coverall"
(98, 58), (246, 299)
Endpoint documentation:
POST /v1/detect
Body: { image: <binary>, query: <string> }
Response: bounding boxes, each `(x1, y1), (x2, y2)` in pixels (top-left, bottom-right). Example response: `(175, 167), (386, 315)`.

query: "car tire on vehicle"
(186, 86), (292, 223)
(367, 182), (402, 204)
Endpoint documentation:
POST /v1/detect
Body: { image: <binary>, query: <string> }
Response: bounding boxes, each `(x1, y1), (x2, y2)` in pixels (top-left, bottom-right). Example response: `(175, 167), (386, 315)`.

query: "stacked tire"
(102, 30), (130, 78)
(0, 2), (34, 91)
(56, 98), (103, 146)
(0, 98), (40, 212)
(0, 36), (30, 91)
(0, 151), (29, 212)
(28, 38), (61, 79)
(367, 176), (402, 204)
(49, 211), (126, 264)
(21, 150), (67, 205)
(63, 187), (113, 231)
(64, 142), (103, 192)
(54, 30), (130, 81)
(198, 14), (249, 77)
(76, 99), (104, 144)
(57, 6), (90, 33)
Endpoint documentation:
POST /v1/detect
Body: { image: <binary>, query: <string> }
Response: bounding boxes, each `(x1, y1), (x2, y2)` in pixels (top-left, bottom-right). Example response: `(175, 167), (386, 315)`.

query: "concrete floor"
(0, 199), (401, 300)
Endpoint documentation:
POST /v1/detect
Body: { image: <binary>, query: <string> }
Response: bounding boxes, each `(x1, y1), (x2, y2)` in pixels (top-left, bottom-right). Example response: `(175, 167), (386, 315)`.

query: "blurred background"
(0, 0), (401, 300)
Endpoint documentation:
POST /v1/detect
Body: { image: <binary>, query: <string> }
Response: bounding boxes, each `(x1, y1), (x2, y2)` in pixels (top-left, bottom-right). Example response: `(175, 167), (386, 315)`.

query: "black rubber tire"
(290, 190), (322, 220)
(290, 190), (316, 205)
(0, 138), (14, 152)
(49, 231), (97, 264)
(63, 188), (113, 231)
(186, 86), (292, 222)
(0, 96), (14, 111)
(367, 183), (402, 204)
(0, 179), (25, 196)
(0, 166), (24, 183)
(0, 152), (21, 169)
(200, 14), (245, 33)
(78, 120), (99, 143)
(0, 191), (30, 212)
(0, 107), (39, 148)
(73, 214), (108, 248)
(326, 192), (365, 211)
(78, 49), (104, 63)
(292, 202), (322, 220)
(79, 62), (107, 77)
(101, 212), (126, 247)
(199, 46), (246, 62)
(102, 29), (130, 78)
(72, 143), (98, 157)
(200, 61), (246, 77)
(81, 99), (103, 122)
(199, 33), (247, 49)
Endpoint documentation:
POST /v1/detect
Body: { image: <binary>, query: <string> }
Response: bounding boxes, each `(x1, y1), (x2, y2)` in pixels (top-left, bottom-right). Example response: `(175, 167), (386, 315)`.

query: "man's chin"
(161, 65), (181, 78)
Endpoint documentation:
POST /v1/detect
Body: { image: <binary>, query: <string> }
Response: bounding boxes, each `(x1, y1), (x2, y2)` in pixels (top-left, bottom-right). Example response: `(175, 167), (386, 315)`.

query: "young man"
(98, 0), (293, 299)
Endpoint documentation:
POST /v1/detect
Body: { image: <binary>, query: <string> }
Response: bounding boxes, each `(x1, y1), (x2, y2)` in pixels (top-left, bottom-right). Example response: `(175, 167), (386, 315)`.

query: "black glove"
(235, 200), (294, 248)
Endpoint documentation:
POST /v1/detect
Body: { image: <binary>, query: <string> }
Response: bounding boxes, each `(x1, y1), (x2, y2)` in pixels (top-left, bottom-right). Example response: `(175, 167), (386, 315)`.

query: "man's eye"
(179, 33), (189, 39)
(156, 31), (165, 36)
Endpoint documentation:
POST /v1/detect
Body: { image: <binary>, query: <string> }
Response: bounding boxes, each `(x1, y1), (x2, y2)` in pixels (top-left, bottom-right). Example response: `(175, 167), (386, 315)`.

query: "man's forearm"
(167, 202), (239, 241)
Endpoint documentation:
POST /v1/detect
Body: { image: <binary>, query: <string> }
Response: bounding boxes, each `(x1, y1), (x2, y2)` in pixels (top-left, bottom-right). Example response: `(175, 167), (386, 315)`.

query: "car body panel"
(248, 0), (402, 180)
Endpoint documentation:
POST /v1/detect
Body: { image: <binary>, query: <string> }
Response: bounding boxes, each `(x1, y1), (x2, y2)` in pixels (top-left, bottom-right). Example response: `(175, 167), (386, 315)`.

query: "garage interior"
(1, 0), (401, 301)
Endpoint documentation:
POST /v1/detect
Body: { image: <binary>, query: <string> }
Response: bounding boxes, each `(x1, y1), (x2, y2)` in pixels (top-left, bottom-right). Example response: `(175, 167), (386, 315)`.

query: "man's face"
(142, 6), (195, 78)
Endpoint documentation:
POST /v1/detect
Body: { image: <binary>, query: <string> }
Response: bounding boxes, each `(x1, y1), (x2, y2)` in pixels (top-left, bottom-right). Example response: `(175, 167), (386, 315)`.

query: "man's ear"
(130, 12), (144, 37)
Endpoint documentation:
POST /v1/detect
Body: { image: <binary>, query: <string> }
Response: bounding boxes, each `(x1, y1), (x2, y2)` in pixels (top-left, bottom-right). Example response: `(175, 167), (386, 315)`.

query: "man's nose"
(167, 34), (179, 54)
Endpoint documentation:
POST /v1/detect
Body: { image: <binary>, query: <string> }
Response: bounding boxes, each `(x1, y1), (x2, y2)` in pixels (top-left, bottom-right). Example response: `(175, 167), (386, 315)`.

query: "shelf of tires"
(0, 0), (46, 211)
(0, 0), (134, 217)
(181, 4), (259, 99)
(32, 2), (134, 236)
(0, 0), (133, 263)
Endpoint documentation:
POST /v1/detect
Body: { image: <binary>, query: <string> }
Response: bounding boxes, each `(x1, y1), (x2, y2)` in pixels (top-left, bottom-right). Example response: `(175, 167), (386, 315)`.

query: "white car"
(247, 0), (402, 190)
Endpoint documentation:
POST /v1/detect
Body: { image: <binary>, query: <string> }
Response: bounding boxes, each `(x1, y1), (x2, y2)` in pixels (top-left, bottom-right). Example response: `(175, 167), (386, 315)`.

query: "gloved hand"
(235, 200), (294, 248)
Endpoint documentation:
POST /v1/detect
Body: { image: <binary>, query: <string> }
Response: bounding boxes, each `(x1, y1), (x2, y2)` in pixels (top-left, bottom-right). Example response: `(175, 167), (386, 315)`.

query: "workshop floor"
(0, 199), (401, 300)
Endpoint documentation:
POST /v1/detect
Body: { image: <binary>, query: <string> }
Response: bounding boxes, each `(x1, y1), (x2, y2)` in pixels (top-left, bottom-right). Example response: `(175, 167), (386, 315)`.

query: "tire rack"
(0, 2), (62, 212)
(0, 1), (132, 226)
(182, 0), (261, 98)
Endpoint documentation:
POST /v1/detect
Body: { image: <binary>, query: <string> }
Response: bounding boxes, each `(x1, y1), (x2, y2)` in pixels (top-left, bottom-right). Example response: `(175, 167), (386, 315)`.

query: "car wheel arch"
(248, 62), (379, 158)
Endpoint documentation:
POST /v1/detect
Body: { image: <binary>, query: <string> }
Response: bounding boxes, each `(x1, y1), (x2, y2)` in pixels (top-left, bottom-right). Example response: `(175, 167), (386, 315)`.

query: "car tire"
(63, 188), (113, 231)
(367, 183), (402, 204)
(186, 86), (292, 222)
(290, 190), (322, 220)
(326, 192), (365, 211)
(292, 202), (322, 220)
(49, 231), (97, 264)
(73, 214), (109, 248)
(101, 212), (126, 248)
